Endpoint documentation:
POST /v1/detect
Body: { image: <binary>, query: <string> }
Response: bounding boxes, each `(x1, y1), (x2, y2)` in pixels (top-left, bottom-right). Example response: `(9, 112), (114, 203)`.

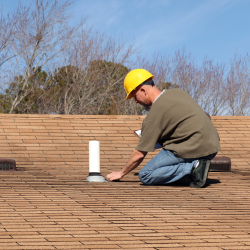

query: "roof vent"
(0, 159), (16, 171)
(209, 156), (231, 172)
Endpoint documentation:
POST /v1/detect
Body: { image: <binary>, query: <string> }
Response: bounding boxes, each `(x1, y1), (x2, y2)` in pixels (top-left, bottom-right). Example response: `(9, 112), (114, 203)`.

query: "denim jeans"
(139, 149), (216, 185)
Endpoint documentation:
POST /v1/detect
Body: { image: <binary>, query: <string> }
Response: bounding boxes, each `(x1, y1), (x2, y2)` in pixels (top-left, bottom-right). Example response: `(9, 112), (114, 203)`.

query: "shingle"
(0, 114), (250, 249)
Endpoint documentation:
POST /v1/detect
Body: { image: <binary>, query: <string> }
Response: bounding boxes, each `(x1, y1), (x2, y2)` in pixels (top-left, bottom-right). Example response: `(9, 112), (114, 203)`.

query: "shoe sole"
(190, 159), (211, 188)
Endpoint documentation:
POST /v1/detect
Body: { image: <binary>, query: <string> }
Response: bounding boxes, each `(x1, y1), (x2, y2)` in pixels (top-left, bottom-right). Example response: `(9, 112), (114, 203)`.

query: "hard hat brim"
(126, 92), (133, 100)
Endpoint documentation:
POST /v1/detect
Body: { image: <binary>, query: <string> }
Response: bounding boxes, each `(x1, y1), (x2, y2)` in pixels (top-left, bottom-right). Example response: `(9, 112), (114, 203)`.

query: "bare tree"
(3, 0), (82, 113)
(137, 49), (229, 116)
(226, 53), (250, 116)
(45, 28), (139, 115)
(1, 0), (249, 117)
(0, 5), (29, 99)
(137, 52), (172, 90)
(198, 58), (227, 115)
(0, 5), (27, 67)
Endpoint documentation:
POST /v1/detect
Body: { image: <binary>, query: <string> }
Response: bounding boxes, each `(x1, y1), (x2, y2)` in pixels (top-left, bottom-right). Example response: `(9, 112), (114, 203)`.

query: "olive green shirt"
(136, 89), (221, 158)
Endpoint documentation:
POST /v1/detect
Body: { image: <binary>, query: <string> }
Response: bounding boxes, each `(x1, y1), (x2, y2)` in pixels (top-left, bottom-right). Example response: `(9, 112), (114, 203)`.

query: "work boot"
(190, 159), (211, 188)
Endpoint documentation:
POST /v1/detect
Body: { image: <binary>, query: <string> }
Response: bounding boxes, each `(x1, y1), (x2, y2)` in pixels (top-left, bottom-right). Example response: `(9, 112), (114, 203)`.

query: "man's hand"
(106, 150), (147, 182)
(106, 171), (124, 182)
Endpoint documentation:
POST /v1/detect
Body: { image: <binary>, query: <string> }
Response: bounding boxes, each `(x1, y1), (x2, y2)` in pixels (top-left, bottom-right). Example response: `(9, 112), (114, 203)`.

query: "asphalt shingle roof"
(0, 114), (250, 250)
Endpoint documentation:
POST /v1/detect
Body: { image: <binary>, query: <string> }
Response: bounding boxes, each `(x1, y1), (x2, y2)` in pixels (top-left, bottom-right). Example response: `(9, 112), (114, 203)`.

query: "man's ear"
(140, 86), (147, 95)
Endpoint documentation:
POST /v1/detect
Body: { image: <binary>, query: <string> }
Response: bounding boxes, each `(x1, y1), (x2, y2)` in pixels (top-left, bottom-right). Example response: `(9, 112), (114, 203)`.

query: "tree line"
(0, 0), (249, 116)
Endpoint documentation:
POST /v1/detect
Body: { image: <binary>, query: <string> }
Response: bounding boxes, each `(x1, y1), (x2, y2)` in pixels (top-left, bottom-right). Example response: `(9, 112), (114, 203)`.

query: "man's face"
(131, 86), (151, 109)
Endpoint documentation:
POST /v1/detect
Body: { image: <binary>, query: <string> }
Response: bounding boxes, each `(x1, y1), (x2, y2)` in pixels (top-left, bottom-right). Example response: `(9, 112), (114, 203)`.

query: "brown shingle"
(0, 114), (250, 249)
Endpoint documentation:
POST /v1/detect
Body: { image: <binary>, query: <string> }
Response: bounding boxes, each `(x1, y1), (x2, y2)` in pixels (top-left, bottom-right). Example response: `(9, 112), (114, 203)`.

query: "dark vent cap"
(210, 156), (231, 172)
(0, 159), (16, 171)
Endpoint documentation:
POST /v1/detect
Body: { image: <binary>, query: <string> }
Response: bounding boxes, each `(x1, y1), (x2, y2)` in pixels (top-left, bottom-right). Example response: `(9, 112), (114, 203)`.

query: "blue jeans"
(139, 149), (216, 185)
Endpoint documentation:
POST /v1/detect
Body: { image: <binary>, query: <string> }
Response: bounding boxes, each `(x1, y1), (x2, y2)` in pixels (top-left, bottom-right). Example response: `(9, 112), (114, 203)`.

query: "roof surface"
(0, 114), (250, 250)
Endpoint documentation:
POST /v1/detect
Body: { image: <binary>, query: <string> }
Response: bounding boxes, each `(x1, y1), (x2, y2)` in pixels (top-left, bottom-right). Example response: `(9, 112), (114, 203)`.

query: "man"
(106, 69), (221, 188)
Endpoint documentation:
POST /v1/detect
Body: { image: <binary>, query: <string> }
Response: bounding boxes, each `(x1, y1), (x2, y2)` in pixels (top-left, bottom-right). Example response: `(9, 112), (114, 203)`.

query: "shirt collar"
(153, 89), (165, 104)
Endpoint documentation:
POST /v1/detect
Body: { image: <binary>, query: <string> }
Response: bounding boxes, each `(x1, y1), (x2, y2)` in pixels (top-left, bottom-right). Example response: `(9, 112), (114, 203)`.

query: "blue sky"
(2, 0), (250, 66)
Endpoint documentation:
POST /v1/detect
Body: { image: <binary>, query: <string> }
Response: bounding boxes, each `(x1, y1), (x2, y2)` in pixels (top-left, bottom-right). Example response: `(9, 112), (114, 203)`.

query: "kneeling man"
(106, 69), (221, 188)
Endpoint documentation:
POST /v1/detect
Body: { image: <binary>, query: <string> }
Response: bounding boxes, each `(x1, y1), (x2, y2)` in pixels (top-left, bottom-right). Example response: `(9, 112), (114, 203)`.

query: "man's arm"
(106, 149), (147, 181)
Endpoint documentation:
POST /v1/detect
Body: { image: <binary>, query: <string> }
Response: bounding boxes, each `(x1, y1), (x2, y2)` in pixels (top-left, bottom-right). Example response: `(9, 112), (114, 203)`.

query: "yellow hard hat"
(124, 69), (154, 100)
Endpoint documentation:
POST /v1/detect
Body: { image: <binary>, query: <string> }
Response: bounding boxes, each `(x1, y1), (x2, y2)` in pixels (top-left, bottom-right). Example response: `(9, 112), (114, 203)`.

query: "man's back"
(136, 89), (221, 158)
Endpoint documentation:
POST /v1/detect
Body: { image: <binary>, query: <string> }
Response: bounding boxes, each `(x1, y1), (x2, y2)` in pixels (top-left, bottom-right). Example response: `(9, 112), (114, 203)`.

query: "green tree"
(0, 67), (48, 114)
(85, 60), (130, 115)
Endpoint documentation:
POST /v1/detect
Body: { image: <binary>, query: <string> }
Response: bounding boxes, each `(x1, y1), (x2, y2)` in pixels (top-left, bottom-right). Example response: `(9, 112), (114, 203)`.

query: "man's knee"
(139, 170), (161, 185)
(139, 171), (151, 185)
